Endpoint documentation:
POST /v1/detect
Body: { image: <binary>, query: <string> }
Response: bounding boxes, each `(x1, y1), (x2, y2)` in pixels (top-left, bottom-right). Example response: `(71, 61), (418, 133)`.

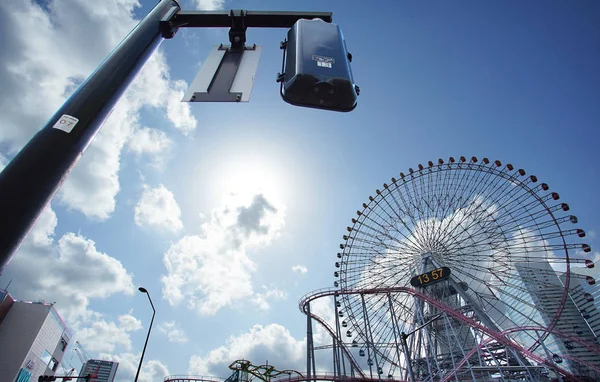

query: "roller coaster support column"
(306, 302), (316, 382)
(387, 294), (408, 381)
(332, 294), (343, 378)
(400, 333), (416, 382)
(0, 0), (181, 272)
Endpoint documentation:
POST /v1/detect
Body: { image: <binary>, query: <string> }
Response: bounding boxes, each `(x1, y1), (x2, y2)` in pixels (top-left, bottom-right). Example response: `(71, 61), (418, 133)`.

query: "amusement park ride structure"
(166, 156), (599, 382)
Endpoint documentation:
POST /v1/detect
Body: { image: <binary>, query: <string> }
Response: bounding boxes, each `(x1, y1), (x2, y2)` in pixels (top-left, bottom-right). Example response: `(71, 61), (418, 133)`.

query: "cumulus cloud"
(161, 193), (285, 315)
(0, 0), (196, 220)
(134, 184), (183, 233)
(119, 313), (144, 331)
(0, 207), (135, 323)
(77, 314), (142, 353)
(158, 321), (189, 343)
(127, 126), (174, 167)
(292, 265), (308, 275)
(252, 286), (288, 311)
(100, 352), (170, 382)
(188, 324), (304, 377)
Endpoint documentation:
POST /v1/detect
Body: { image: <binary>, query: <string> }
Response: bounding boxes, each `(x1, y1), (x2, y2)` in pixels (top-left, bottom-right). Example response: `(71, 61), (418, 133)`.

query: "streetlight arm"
(146, 292), (156, 314)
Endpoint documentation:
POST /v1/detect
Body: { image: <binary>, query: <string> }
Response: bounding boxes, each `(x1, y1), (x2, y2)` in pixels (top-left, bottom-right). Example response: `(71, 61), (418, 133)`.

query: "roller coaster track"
(441, 325), (600, 382)
(164, 377), (223, 382)
(274, 374), (408, 382)
(299, 287), (578, 381)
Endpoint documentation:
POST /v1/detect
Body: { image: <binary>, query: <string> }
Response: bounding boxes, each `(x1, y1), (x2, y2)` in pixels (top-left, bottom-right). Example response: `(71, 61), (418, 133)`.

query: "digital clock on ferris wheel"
(410, 267), (451, 288)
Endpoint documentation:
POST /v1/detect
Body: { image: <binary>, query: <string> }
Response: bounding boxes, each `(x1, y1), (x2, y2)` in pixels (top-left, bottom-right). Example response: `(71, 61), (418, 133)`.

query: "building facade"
(79, 359), (119, 382)
(566, 266), (600, 340)
(0, 290), (71, 382)
(515, 262), (600, 379)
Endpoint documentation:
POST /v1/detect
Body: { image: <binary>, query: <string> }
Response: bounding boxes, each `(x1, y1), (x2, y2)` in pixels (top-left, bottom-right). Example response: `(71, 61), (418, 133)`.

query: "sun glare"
(209, 154), (288, 208)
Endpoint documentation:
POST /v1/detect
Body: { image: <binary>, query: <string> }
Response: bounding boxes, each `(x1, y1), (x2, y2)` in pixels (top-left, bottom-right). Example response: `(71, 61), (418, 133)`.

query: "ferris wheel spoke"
(437, 177), (541, 251)
(390, 180), (427, 231)
(492, 191), (559, 229)
(430, 164), (452, 226)
(430, 188), (504, 250)
(355, 205), (425, 252)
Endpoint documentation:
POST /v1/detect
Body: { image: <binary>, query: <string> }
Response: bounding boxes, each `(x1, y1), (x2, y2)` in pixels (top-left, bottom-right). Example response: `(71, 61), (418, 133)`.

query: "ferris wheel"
(329, 156), (599, 381)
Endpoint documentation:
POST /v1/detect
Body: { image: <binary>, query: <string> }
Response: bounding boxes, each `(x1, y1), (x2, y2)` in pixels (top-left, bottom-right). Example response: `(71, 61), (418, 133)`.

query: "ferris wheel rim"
(332, 156), (592, 375)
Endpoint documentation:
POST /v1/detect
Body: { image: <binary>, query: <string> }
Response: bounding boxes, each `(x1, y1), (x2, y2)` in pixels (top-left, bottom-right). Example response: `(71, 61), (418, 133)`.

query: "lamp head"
(138, 287), (148, 293)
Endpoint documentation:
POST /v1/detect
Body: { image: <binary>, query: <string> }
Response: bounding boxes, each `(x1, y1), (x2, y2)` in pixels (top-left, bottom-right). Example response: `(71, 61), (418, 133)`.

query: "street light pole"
(135, 287), (156, 382)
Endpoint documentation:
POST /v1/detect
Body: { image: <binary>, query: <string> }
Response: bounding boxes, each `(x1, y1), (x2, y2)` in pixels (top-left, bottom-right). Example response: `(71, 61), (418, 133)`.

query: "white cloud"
(158, 321), (189, 343)
(134, 184), (183, 233)
(0, 206), (135, 323)
(127, 126), (174, 167)
(77, 314), (142, 353)
(0, 0), (196, 220)
(291, 265), (308, 274)
(161, 193), (285, 315)
(119, 313), (144, 331)
(166, 79), (197, 134)
(188, 324), (304, 377)
(252, 286), (288, 311)
(100, 352), (170, 382)
(194, 0), (226, 10)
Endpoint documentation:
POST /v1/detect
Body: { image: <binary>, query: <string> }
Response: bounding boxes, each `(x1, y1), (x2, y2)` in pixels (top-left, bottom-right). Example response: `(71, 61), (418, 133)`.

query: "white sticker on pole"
(52, 114), (79, 133)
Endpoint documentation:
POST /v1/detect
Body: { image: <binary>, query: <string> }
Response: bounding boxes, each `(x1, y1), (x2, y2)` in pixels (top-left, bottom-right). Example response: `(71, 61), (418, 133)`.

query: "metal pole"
(386, 293), (405, 379)
(332, 295), (342, 378)
(0, 0), (181, 272)
(306, 301), (314, 382)
(135, 287), (156, 382)
(400, 333), (416, 382)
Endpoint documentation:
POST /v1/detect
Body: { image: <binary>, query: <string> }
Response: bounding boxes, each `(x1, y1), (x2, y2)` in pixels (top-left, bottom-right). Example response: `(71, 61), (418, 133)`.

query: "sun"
(207, 152), (289, 208)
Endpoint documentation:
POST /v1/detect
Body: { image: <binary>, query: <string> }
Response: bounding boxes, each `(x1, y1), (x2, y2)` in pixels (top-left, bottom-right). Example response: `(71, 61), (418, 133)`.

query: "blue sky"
(0, 0), (599, 380)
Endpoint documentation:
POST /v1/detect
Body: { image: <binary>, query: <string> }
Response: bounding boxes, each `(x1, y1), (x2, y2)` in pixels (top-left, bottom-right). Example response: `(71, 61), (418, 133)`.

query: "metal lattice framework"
(299, 156), (599, 382)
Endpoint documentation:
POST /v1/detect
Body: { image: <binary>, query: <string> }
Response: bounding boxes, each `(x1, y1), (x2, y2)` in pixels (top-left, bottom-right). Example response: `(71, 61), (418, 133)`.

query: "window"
(49, 357), (58, 371)
(40, 350), (59, 371)
(40, 350), (52, 366)
(60, 337), (68, 352)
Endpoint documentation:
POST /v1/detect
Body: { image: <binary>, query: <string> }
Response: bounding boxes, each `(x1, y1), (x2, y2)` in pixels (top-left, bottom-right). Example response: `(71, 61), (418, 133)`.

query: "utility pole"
(0, 0), (181, 271)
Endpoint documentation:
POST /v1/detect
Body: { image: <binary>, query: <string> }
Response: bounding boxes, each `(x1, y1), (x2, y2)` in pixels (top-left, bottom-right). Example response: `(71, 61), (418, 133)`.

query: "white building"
(0, 290), (71, 382)
(515, 262), (600, 379)
(79, 359), (119, 382)
(567, 266), (600, 339)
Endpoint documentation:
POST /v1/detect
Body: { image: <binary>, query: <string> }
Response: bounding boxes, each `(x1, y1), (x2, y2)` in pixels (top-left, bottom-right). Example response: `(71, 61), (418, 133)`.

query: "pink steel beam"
(164, 378), (223, 382)
(502, 326), (600, 355)
(274, 375), (408, 382)
(300, 287), (576, 381)
(444, 325), (600, 382)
